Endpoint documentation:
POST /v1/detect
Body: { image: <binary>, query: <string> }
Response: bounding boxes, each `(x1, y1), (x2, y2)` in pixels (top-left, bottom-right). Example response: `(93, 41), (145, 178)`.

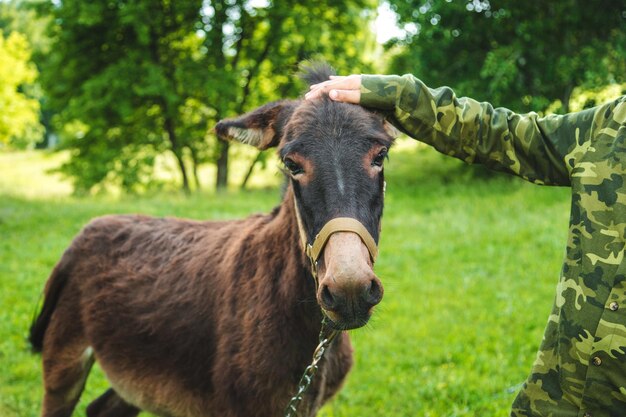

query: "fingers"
(305, 74), (362, 104)
(310, 74), (361, 93)
(328, 89), (360, 104)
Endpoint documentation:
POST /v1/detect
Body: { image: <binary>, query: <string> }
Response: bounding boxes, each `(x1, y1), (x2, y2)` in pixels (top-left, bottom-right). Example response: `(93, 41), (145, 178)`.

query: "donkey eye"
(283, 158), (304, 175)
(372, 149), (388, 167)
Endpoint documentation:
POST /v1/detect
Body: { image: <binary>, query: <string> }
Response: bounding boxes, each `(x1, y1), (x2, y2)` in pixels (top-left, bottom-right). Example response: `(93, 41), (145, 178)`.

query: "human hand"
(305, 75), (362, 103)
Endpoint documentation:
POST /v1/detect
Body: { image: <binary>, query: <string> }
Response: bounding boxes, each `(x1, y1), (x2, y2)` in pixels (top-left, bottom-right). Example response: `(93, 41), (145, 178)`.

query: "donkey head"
(215, 64), (396, 330)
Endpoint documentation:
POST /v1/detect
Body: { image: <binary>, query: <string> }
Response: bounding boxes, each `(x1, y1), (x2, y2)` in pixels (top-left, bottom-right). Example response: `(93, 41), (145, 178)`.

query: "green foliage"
(0, 0), (54, 149)
(0, 147), (570, 416)
(4, 0), (625, 191)
(38, 0), (378, 193)
(0, 0), (51, 57)
(580, 84), (626, 109)
(386, 0), (626, 112)
(0, 30), (43, 148)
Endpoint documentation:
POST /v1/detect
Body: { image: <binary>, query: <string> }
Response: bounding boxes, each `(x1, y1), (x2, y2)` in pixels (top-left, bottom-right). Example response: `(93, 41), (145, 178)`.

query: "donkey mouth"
(323, 309), (372, 331)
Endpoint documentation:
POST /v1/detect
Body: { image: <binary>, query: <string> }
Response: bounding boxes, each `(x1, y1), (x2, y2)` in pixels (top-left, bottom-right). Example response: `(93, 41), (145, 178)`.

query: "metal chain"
(284, 318), (340, 417)
(288, 198), (347, 416)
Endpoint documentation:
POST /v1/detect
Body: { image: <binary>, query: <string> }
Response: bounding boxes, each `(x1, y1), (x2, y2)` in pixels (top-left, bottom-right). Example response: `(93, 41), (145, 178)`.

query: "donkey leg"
(40, 343), (94, 417)
(40, 295), (94, 417)
(86, 389), (140, 417)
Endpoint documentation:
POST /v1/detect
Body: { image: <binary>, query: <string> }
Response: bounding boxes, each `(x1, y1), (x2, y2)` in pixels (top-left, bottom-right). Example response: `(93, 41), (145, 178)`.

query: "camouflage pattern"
(360, 74), (626, 417)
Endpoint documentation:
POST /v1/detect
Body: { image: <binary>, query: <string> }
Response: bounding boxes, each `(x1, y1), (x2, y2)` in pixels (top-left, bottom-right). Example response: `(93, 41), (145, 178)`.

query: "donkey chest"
(101, 334), (351, 417)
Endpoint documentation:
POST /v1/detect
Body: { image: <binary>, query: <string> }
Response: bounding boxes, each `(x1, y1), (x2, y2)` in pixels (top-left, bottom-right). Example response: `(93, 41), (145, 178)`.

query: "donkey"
(29, 63), (397, 417)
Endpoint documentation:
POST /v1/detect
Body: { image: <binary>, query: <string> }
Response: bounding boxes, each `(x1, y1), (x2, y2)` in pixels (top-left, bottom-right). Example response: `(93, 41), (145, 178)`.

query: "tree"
(1, 0), (53, 148)
(39, 0), (377, 193)
(205, 0), (378, 190)
(0, 29), (42, 148)
(39, 0), (210, 192)
(385, 0), (626, 112)
(1, 0), (51, 56)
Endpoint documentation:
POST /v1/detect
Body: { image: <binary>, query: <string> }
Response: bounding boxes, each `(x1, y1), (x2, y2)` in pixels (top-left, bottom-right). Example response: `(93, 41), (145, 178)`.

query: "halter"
(284, 194), (380, 417)
(292, 195), (379, 282)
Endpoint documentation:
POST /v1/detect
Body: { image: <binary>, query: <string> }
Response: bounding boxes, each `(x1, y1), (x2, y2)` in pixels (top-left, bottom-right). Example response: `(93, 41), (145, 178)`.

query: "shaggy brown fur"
(30, 191), (354, 417)
(30, 62), (394, 417)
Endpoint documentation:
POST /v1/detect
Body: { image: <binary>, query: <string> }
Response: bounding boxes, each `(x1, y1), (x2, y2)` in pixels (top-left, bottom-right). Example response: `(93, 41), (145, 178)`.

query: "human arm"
(308, 74), (605, 186)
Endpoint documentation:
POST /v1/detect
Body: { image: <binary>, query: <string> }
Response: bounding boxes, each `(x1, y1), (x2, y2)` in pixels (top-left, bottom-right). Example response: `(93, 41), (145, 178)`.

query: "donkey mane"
(298, 60), (337, 88)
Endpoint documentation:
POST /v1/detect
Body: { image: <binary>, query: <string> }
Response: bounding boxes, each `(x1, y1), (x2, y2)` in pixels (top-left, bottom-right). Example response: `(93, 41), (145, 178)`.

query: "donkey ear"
(383, 119), (401, 139)
(370, 110), (400, 139)
(215, 100), (296, 150)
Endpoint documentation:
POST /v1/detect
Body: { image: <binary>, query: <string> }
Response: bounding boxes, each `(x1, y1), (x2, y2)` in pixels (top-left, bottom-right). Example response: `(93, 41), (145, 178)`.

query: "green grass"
(0, 145), (570, 417)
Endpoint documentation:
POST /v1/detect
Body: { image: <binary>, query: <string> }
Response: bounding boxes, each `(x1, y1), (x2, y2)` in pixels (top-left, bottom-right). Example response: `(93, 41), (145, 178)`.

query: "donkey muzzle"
(317, 232), (383, 329)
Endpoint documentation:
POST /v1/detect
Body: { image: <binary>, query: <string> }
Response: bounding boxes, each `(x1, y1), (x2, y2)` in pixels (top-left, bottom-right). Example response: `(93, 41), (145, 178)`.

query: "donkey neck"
(260, 184), (323, 329)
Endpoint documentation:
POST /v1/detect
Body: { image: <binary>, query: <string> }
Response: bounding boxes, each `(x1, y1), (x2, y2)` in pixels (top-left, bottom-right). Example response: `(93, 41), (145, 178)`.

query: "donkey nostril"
(364, 279), (383, 306)
(320, 284), (338, 311)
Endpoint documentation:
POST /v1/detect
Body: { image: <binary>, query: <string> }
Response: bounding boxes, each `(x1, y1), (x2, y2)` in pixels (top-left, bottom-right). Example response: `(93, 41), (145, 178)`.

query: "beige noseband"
(305, 217), (378, 263)
(293, 196), (378, 280)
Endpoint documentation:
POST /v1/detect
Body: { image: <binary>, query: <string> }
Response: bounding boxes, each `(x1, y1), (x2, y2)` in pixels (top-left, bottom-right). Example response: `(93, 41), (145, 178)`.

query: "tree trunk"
(240, 151), (263, 190)
(164, 116), (190, 193)
(173, 151), (191, 194)
(188, 146), (201, 191)
(562, 84), (574, 113)
(216, 138), (229, 191)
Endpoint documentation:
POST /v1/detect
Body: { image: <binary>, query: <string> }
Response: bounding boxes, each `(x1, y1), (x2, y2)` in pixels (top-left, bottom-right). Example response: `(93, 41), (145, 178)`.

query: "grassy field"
(0, 145), (571, 417)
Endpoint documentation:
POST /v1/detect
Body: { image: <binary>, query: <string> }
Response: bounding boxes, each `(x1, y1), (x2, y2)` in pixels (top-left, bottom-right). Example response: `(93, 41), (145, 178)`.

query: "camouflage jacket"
(360, 74), (626, 417)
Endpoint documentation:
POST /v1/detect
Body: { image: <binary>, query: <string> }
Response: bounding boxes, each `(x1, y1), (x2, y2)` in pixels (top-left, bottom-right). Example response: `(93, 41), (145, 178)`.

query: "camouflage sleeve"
(360, 74), (595, 186)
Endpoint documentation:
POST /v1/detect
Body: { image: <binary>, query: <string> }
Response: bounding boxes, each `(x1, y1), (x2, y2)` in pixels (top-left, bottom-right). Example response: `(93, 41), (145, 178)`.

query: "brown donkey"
(29, 63), (396, 417)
